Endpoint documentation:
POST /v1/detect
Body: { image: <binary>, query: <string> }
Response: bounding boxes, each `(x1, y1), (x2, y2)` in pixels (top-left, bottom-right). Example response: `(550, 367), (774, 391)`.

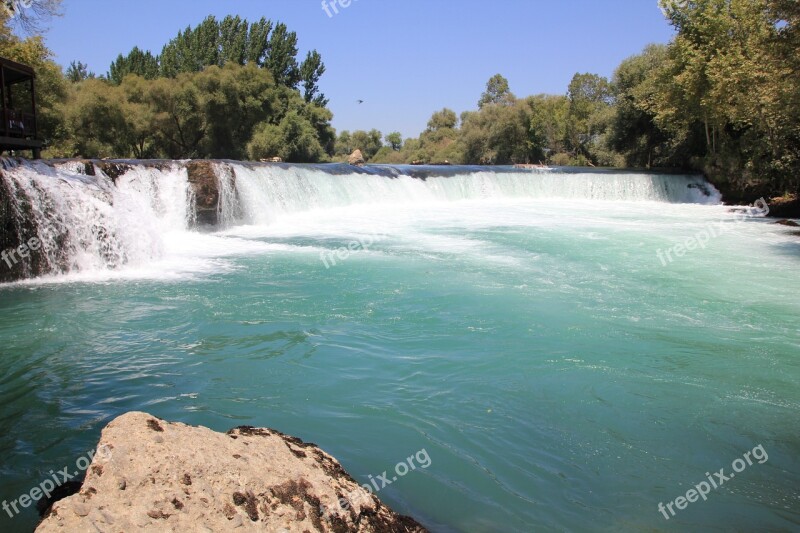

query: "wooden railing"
(2, 108), (36, 138)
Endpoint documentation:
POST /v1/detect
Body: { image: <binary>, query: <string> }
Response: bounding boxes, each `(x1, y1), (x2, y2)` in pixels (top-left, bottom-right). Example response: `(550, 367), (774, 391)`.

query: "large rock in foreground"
(36, 412), (426, 532)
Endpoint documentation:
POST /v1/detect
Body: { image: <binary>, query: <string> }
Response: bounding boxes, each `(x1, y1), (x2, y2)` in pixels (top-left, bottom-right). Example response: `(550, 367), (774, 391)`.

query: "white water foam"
(0, 160), (742, 285)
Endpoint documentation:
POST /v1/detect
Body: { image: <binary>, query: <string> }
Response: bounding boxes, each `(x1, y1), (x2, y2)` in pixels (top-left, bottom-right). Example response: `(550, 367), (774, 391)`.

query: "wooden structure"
(0, 56), (41, 158)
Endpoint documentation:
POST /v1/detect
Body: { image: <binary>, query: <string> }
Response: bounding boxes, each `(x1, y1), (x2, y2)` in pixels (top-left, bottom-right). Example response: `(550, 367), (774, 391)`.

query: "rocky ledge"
(36, 412), (426, 533)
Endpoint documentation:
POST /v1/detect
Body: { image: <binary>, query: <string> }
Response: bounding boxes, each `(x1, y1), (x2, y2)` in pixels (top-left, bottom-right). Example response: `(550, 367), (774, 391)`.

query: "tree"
(61, 79), (133, 158)
(460, 102), (530, 164)
(608, 45), (673, 168)
(65, 60), (94, 83)
(350, 129), (383, 160)
(108, 47), (159, 85)
(246, 17), (273, 65)
(385, 132), (403, 151)
(146, 75), (206, 159)
(566, 72), (612, 161)
(299, 50), (327, 105)
(116, 16), (317, 94)
(335, 130), (353, 156)
(426, 108), (458, 131)
(652, 0), (800, 194)
(0, 15), (67, 151)
(247, 110), (325, 162)
(524, 94), (570, 161)
(219, 15), (248, 66)
(1, 0), (60, 34)
(264, 22), (299, 87)
(190, 63), (279, 159)
(478, 74), (515, 108)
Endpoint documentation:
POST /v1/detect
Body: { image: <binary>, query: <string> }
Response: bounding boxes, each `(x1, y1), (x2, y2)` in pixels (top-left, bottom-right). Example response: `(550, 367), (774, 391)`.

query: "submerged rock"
(35, 412), (427, 533)
(348, 149), (365, 166)
(775, 219), (799, 227)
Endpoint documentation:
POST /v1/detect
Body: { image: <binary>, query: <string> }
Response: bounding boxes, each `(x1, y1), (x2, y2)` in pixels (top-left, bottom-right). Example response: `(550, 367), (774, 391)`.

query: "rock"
(35, 412), (427, 533)
(186, 160), (222, 226)
(96, 161), (133, 183)
(348, 149), (365, 166)
(775, 219), (799, 227)
(768, 194), (800, 218)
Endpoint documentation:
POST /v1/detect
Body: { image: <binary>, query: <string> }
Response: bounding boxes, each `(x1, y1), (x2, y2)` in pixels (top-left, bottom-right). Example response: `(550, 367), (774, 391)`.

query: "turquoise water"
(1, 167), (799, 531)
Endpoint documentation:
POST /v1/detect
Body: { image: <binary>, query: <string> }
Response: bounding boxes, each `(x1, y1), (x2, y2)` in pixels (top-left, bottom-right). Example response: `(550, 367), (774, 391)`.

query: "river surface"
(0, 164), (798, 531)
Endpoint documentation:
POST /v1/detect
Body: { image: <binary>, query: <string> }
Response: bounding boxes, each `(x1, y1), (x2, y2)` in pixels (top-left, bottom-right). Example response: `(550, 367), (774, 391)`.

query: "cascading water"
(221, 164), (721, 226)
(0, 159), (194, 281)
(0, 159), (721, 282)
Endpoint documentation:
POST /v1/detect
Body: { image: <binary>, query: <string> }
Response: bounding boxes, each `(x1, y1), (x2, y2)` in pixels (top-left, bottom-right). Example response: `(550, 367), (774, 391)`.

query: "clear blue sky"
(40, 0), (674, 139)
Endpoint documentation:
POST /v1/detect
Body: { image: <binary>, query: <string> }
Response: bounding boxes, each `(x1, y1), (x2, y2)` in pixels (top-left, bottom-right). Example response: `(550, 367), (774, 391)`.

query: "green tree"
(61, 79), (132, 158)
(385, 132), (403, 151)
(247, 110), (325, 162)
(246, 18), (273, 65)
(219, 15), (248, 66)
(408, 108), (462, 163)
(147, 75), (206, 158)
(460, 102), (529, 164)
(654, 0), (800, 194)
(566, 72), (612, 161)
(350, 129), (383, 160)
(478, 74), (515, 108)
(264, 22), (299, 87)
(335, 130), (353, 156)
(299, 50), (327, 105)
(608, 45), (673, 168)
(108, 47), (160, 85)
(524, 94), (570, 161)
(65, 60), (94, 83)
(0, 16), (68, 152)
(426, 108), (458, 131)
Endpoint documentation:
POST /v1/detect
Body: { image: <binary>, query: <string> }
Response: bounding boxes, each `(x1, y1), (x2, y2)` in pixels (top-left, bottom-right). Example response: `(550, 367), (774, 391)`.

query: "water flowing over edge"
(0, 158), (721, 283)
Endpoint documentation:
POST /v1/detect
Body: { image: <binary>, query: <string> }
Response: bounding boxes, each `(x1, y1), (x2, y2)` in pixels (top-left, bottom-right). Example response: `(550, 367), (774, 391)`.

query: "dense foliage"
(0, 12), (334, 161)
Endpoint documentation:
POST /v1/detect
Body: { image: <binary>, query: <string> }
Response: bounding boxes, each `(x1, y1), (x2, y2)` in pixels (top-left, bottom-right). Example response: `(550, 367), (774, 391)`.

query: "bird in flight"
(356, 99), (364, 104)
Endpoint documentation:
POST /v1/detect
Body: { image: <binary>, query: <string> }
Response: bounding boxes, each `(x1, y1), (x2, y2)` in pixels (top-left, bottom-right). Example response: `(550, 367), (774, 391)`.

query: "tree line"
(1, 1), (797, 199)
(1, 12), (334, 161)
(347, 0), (799, 199)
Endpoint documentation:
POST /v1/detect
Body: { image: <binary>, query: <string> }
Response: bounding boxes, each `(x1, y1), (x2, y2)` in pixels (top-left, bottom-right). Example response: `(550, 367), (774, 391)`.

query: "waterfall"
(0, 159), (193, 282)
(221, 163), (721, 226)
(0, 159), (721, 282)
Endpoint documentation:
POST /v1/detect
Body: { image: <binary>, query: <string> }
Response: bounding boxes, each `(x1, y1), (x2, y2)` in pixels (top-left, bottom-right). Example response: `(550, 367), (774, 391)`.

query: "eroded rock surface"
(36, 412), (426, 533)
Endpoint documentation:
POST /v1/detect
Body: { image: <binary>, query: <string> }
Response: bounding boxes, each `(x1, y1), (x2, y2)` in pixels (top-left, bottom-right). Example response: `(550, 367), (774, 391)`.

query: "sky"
(37, 0), (676, 139)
